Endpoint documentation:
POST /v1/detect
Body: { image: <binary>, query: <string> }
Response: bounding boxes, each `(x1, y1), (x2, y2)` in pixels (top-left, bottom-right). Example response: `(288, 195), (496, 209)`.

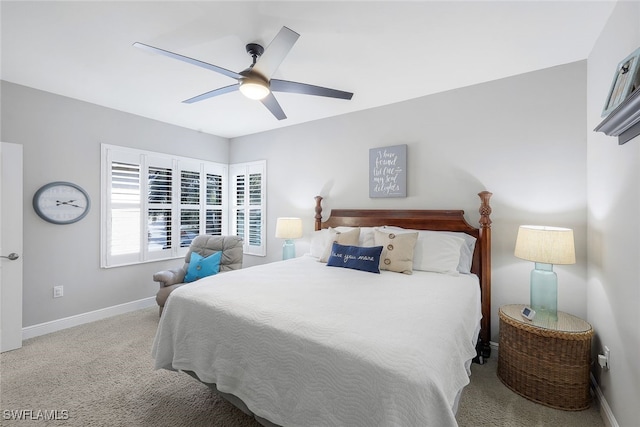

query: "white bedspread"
(152, 255), (481, 427)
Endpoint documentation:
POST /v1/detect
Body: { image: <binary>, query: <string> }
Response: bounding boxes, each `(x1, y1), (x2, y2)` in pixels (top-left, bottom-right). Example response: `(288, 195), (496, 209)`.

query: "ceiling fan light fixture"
(239, 78), (270, 100)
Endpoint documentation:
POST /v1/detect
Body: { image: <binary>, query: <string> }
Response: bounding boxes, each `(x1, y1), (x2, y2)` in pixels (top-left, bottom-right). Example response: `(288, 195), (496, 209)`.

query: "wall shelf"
(594, 89), (640, 145)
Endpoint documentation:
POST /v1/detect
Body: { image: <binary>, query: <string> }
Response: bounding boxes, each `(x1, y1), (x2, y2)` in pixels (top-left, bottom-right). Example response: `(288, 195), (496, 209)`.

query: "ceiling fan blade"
(260, 93), (287, 120)
(133, 42), (242, 80)
(182, 84), (239, 104)
(270, 79), (353, 100)
(252, 27), (300, 80)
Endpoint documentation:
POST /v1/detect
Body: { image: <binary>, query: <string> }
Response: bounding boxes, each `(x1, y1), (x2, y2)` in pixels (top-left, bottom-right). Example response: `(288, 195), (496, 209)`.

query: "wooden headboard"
(313, 191), (493, 358)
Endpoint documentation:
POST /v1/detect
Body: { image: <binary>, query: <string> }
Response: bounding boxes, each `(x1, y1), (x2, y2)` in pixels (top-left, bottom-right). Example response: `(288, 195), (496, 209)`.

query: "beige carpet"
(0, 307), (605, 426)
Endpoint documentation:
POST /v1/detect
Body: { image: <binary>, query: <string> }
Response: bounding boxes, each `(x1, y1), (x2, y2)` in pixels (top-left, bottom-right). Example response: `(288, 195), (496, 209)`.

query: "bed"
(152, 191), (493, 427)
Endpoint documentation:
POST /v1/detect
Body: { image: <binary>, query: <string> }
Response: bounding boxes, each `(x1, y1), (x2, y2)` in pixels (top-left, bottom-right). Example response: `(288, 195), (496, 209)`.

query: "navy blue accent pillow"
(326, 242), (383, 274)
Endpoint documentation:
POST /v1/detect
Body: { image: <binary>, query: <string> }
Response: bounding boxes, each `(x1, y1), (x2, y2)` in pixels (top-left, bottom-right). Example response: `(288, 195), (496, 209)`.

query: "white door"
(1, 142), (24, 352)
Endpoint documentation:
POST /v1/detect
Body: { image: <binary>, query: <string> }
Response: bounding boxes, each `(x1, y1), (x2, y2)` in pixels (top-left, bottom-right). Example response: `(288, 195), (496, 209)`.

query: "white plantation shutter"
(101, 144), (229, 267)
(205, 169), (225, 236)
(178, 162), (201, 252)
(234, 174), (246, 241)
(110, 161), (142, 257)
(248, 172), (263, 247)
(146, 156), (175, 261)
(147, 164), (173, 254)
(104, 149), (143, 266)
(231, 161), (266, 256)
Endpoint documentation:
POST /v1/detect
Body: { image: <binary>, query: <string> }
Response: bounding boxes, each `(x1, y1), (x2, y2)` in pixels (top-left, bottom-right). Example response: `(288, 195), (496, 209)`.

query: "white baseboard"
(22, 297), (156, 340)
(591, 373), (619, 427)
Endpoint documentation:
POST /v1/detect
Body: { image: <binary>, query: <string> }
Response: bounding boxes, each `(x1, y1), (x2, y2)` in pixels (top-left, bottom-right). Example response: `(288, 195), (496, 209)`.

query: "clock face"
(33, 182), (90, 224)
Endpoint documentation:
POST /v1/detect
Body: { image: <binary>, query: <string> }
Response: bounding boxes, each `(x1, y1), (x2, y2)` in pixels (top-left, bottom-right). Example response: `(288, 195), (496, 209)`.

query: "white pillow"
(378, 226), (469, 274)
(438, 231), (477, 274)
(310, 229), (330, 258)
(413, 232), (465, 275)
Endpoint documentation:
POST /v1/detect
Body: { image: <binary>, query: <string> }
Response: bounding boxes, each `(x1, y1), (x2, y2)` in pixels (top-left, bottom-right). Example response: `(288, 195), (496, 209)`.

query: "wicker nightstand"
(497, 304), (594, 410)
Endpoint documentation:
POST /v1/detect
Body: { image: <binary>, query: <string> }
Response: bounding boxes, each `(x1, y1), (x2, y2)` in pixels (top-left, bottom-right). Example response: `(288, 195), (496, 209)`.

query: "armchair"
(154, 235), (243, 315)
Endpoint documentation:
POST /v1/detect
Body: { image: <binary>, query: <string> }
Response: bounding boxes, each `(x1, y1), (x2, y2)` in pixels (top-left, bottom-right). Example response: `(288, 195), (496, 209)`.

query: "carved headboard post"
(314, 196), (323, 231)
(478, 191), (493, 357)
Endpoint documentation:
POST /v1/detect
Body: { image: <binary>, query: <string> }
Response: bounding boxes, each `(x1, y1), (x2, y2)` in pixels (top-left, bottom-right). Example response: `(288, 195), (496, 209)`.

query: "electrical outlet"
(53, 286), (64, 298)
(598, 346), (610, 370)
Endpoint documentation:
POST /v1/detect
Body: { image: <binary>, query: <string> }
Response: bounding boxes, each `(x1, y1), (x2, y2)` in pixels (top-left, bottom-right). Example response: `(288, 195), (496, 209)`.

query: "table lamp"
(514, 225), (575, 321)
(275, 217), (303, 260)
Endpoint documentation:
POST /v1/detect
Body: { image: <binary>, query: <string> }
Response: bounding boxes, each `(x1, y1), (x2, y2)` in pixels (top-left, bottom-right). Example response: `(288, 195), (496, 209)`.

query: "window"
(230, 161), (266, 257)
(101, 144), (229, 267)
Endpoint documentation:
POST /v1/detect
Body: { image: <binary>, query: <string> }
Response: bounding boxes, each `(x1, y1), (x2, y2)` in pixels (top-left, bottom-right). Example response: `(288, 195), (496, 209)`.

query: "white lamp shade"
(275, 217), (303, 239)
(514, 225), (576, 265)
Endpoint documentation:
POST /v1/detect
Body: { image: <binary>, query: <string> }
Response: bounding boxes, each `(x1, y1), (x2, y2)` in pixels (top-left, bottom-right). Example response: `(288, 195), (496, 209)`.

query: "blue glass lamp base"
(282, 240), (295, 260)
(530, 262), (558, 321)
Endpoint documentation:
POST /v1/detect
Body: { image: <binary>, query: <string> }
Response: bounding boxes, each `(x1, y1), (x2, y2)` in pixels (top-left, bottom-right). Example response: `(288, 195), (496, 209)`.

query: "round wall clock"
(33, 181), (91, 225)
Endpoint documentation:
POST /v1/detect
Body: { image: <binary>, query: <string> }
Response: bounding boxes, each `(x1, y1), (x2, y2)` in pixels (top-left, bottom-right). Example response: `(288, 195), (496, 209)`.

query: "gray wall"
(231, 61), (588, 343)
(1, 81), (230, 326)
(587, 2), (640, 426)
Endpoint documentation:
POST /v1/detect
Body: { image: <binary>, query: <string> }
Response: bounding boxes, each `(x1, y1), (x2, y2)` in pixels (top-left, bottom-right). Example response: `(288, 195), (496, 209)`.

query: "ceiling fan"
(133, 26), (353, 120)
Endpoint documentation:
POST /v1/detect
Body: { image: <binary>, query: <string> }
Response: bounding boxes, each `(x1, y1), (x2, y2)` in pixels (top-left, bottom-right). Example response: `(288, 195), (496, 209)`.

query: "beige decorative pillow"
(319, 227), (361, 263)
(374, 230), (418, 274)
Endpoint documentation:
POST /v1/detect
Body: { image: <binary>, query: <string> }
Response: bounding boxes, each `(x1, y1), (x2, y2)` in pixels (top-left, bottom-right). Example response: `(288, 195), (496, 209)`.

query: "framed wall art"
(601, 47), (640, 118)
(369, 144), (407, 198)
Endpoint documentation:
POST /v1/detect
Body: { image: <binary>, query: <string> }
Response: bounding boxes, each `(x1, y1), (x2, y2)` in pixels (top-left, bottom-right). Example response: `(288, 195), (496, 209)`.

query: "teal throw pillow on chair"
(184, 251), (222, 283)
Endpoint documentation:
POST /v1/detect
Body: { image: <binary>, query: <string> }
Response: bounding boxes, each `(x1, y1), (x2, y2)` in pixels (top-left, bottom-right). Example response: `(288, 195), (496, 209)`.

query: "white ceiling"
(1, 1), (616, 139)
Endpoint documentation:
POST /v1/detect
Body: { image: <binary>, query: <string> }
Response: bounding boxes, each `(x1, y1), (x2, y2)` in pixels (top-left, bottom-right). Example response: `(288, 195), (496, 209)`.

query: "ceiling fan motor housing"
(246, 43), (264, 62)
